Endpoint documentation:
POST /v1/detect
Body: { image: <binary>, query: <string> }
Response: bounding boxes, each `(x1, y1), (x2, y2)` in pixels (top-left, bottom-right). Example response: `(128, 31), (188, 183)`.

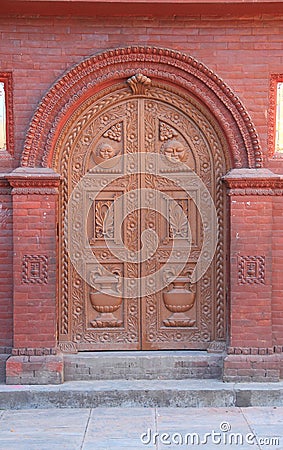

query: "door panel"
(141, 98), (210, 348)
(56, 79), (227, 351)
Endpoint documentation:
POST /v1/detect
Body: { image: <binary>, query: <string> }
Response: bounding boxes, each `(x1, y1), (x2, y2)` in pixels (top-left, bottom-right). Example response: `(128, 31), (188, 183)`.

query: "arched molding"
(21, 46), (262, 168)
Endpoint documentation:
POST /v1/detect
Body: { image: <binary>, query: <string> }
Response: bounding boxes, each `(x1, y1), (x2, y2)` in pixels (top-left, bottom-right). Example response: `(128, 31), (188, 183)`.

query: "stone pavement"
(0, 406), (282, 449)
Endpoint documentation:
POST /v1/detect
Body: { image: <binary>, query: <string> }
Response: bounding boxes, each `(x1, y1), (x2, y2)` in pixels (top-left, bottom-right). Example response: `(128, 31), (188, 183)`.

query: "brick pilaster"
(5, 168), (63, 384)
(223, 168), (283, 382)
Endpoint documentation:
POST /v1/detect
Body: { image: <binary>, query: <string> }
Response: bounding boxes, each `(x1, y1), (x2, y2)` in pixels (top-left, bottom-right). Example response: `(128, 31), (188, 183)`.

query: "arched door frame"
(21, 46), (262, 169)
(11, 46), (264, 355)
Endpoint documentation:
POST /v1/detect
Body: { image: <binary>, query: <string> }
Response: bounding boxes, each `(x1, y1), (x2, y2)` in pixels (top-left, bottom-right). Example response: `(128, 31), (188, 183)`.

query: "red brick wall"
(0, 184), (13, 351)
(0, 14), (283, 170)
(229, 194), (273, 349)
(0, 12), (283, 369)
(272, 195), (283, 347)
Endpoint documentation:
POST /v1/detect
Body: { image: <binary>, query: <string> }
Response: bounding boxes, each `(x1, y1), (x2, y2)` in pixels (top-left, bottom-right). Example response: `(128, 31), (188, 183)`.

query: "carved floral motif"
(159, 122), (178, 141)
(103, 122), (122, 142)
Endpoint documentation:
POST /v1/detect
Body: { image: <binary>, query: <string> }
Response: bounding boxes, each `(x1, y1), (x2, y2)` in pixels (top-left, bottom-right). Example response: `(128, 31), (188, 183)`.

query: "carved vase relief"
(54, 74), (229, 351)
(163, 277), (196, 327)
(89, 274), (122, 328)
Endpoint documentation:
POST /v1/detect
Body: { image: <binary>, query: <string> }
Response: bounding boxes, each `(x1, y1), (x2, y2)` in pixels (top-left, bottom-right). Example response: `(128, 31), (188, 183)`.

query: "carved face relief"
(97, 143), (116, 160)
(162, 139), (187, 162)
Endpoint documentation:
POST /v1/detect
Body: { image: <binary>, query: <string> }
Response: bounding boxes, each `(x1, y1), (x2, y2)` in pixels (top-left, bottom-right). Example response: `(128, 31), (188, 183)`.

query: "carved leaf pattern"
(95, 201), (114, 239)
(127, 73), (151, 95)
(169, 200), (188, 238)
(126, 210), (139, 252)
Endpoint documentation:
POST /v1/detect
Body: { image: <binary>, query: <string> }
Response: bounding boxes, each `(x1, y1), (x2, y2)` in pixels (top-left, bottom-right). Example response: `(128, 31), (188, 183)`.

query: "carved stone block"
(22, 255), (48, 284)
(238, 255), (265, 285)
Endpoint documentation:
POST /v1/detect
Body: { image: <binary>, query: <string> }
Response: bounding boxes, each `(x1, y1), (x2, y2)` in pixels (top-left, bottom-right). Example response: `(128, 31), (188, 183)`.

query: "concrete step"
(0, 379), (283, 409)
(0, 354), (9, 383)
(64, 351), (224, 381)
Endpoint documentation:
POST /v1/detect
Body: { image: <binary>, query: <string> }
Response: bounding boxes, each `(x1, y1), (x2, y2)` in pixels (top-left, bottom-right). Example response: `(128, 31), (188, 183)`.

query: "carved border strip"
(7, 169), (61, 195)
(12, 187), (58, 195)
(57, 342), (78, 353)
(0, 72), (14, 158)
(0, 346), (12, 354)
(228, 188), (283, 196)
(224, 175), (283, 195)
(268, 74), (283, 158)
(228, 346), (283, 355)
(12, 347), (57, 356)
(21, 46), (262, 168)
(0, 177), (11, 196)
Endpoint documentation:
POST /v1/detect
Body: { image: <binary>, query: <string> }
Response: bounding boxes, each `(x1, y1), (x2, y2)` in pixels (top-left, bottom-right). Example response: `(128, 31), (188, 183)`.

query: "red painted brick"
(0, 10), (282, 383)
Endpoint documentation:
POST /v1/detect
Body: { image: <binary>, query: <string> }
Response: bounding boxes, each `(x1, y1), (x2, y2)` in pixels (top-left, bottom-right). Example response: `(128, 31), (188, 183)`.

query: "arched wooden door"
(54, 75), (229, 351)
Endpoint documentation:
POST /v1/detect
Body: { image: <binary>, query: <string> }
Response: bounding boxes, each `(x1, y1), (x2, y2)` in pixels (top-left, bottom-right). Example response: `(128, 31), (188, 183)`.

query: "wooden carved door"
(56, 75), (228, 352)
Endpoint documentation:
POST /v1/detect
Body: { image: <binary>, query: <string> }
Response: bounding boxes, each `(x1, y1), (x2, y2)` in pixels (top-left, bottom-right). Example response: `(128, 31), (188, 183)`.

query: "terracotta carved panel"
(54, 77), (228, 351)
(238, 255), (265, 285)
(22, 255), (48, 284)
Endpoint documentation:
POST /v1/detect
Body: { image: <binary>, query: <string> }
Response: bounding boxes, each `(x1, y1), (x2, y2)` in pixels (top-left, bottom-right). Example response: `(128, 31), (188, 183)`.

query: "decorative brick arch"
(21, 46), (262, 168)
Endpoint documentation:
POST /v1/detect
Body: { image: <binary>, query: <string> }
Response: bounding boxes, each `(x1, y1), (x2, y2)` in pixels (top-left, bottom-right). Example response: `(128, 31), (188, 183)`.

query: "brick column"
(6, 168), (63, 384)
(223, 169), (283, 382)
(0, 176), (13, 382)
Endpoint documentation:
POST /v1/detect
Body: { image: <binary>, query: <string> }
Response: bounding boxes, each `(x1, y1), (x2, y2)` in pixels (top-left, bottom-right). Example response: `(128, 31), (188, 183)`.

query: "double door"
(60, 83), (224, 350)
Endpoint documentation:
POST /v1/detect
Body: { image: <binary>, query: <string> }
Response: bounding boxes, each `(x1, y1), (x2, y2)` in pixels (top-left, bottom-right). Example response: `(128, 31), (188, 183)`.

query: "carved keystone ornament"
(127, 73), (152, 95)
